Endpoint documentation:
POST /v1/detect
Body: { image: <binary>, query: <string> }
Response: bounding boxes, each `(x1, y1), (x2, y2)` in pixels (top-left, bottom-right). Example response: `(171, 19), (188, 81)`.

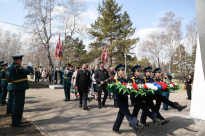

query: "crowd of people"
(0, 57), (192, 134)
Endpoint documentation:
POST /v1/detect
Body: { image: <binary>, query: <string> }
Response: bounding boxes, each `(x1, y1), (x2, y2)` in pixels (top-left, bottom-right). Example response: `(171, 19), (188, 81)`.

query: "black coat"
(76, 70), (91, 93)
(94, 68), (109, 91)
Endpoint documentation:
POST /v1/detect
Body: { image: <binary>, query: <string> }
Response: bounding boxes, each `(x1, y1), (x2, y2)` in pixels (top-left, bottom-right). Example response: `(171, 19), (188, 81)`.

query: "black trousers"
(7, 90), (13, 114)
(113, 95), (138, 131)
(186, 85), (192, 100)
(132, 95), (157, 120)
(98, 89), (108, 105)
(12, 90), (25, 126)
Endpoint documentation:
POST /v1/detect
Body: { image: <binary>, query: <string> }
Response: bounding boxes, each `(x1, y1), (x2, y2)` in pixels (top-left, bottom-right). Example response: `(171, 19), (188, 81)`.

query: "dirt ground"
(0, 81), (47, 136)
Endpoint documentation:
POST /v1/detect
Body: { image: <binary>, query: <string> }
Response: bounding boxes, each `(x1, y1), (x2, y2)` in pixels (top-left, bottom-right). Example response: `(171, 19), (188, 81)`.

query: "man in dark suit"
(76, 63), (91, 110)
(94, 62), (109, 109)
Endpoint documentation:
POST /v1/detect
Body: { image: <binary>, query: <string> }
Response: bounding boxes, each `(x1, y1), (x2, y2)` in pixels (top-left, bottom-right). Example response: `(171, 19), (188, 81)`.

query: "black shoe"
(12, 123), (25, 127)
(160, 119), (169, 125)
(84, 106), (88, 110)
(113, 129), (121, 134)
(79, 105), (82, 108)
(140, 122), (149, 126)
(102, 104), (107, 108)
(153, 118), (162, 125)
(133, 125), (145, 134)
(177, 105), (187, 112)
(98, 104), (101, 109)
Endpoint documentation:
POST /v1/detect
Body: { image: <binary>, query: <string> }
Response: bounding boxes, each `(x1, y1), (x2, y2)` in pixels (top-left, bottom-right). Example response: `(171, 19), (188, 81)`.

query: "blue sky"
(0, 0), (197, 49)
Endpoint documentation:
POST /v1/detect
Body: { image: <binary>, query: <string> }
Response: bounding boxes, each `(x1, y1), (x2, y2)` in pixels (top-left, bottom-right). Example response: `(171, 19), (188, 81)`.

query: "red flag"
(101, 44), (108, 64)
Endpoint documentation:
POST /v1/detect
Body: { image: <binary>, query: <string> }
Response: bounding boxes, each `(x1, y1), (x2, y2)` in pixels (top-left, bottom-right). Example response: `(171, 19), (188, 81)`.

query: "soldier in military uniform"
(6, 65), (13, 114)
(63, 64), (73, 102)
(140, 66), (155, 125)
(0, 60), (4, 103)
(9, 55), (33, 127)
(129, 65), (160, 124)
(0, 63), (8, 105)
(112, 64), (144, 135)
(141, 67), (187, 125)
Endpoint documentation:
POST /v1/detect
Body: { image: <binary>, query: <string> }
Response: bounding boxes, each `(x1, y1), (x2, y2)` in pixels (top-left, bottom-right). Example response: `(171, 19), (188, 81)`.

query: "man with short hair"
(9, 55), (33, 127)
(94, 62), (109, 109)
(76, 63), (91, 110)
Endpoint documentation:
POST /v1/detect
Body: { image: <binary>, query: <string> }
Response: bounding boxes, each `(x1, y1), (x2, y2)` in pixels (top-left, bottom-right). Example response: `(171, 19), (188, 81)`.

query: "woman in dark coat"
(76, 63), (91, 110)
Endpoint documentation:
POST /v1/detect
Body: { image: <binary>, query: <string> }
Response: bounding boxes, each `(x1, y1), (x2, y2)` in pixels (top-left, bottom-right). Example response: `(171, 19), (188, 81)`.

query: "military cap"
(143, 66), (152, 72)
(131, 65), (141, 72)
(166, 71), (172, 77)
(115, 63), (125, 71)
(12, 55), (24, 59)
(153, 68), (161, 73)
(0, 60), (4, 63)
(0, 63), (8, 66)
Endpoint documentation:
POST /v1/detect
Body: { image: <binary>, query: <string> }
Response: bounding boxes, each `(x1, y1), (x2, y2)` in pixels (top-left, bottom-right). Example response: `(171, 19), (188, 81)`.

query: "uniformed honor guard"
(130, 65), (161, 125)
(6, 65), (13, 114)
(140, 66), (155, 126)
(63, 64), (73, 102)
(0, 63), (8, 105)
(0, 60), (4, 101)
(162, 71), (172, 110)
(112, 64), (144, 135)
(9, 55), (33, 127)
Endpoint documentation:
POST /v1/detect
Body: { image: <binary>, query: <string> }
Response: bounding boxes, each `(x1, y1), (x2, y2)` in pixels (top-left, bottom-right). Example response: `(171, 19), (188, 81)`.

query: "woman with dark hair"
(162, 71), (172, 110)
(186, 74), (193, 100)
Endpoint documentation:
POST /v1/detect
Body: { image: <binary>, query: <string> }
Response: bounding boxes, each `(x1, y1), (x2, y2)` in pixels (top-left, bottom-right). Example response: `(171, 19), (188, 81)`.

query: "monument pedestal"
(190, 39), (205, 120)
(49, 85), (64, 89)
(190, 0), (205, 120)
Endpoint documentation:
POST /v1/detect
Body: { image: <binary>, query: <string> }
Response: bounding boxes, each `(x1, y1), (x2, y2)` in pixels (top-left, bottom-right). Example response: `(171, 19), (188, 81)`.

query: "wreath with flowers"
(107, 81), (181, 97)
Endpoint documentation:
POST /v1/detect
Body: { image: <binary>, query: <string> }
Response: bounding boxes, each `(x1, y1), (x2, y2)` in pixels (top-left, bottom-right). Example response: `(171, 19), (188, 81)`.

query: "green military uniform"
(0, 63), (8, 105)
(63, 66), (73, 101)
(9, 55), (32, 127)
(0, 60), (4, 103)
(6, 65), (13, 114)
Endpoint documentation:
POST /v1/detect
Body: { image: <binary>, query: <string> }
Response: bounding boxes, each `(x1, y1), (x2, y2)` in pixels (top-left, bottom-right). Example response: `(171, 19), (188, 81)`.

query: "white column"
(190, 0), (205, 120)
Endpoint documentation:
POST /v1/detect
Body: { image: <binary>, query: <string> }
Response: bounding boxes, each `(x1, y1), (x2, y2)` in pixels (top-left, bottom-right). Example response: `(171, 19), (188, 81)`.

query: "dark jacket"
(76, 70), (91, 93)
(9, 62), (32, 90)
(130, 76), (145, 84)
(94, 68), (109, 91)
(113, 76), (129, 108)
(153, 77), (163, 82)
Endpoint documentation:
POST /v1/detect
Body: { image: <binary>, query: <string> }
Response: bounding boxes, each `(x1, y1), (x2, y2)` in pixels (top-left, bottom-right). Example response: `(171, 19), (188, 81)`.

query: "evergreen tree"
(63, 37), (87, 66)
(89, 0), (137, 66)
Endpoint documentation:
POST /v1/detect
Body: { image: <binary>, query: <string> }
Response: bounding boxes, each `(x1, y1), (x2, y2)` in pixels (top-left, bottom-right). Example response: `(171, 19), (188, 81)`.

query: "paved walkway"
(23, 82), (205, 136)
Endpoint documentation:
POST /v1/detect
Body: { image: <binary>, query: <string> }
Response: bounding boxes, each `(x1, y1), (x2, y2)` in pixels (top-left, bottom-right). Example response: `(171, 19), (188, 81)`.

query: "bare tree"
(158, 11), (182, 73)
(186, 18), (198, 74)
(21, 0), (57, 68)
(140, 30), (166, 67)
(0, 30), (22, 64)
(59, 0), (87, 63)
